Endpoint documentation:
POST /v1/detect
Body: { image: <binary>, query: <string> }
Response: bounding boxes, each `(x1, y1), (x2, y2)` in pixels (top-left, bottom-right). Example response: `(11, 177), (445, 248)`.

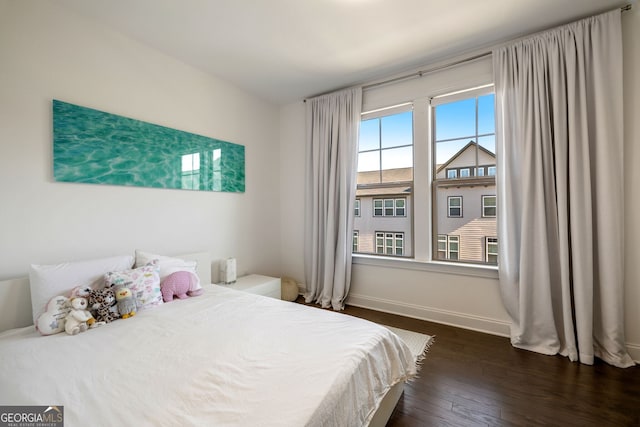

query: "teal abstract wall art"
(53, 100), (245, 193)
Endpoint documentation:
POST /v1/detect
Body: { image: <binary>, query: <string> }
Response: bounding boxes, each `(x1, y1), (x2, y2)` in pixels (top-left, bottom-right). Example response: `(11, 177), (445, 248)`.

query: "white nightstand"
(221, 274), (281, 299)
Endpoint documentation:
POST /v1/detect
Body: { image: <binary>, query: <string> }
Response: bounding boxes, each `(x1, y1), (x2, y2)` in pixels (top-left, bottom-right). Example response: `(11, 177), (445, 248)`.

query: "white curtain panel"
(494, 10), (634, 367)
(304, 87), (362, 310)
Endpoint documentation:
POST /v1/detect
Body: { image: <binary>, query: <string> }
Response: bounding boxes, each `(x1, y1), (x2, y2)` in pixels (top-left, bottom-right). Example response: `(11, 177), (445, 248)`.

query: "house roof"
(436, 141), (496, 174)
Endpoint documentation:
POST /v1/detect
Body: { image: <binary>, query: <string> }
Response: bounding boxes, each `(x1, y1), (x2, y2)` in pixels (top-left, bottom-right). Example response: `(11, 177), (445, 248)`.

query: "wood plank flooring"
(299, 299), (640, 426)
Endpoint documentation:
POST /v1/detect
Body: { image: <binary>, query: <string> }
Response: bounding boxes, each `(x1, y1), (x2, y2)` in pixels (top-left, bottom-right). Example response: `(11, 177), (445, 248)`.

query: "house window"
(376, 232), (404, 256)
(482, 195), (497, 217)
(353, 230), (359, 252)
(395, 198), (405, 216)
(448, 196), (462, 218)
(354, 199), (361, 217)
(486, 237), (498, 264)
(436, 235), (460, 260)
(372, 198), (407, 217)
(353, 65), (498, 268)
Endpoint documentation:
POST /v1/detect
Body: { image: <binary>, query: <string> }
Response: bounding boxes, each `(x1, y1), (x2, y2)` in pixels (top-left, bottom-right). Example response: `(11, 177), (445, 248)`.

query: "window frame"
(354, 199), (361, 217)
(353, 230), (359, 253)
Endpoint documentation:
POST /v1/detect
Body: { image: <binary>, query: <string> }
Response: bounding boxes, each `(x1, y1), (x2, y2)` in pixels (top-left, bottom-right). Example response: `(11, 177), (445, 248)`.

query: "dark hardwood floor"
(299, 299), (640, 426)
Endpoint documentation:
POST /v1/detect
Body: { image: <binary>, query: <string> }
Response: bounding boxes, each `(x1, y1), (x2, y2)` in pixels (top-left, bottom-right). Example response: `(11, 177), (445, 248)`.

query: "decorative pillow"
(35, 295), (71, 336)
(105, 261), (162, 309)
(134, 250), (201, 292)
(29, 255), (134, 324)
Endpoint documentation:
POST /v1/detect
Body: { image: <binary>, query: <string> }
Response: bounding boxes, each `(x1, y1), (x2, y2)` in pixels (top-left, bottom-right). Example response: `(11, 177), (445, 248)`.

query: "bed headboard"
(0, 251), (213, 333)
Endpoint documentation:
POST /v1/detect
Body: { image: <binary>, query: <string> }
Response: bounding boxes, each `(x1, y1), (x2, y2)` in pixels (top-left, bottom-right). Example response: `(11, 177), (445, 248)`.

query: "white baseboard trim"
(347, 293), (640, 364)
(346, 293), (511, 338)
(627, 343), (640, 364)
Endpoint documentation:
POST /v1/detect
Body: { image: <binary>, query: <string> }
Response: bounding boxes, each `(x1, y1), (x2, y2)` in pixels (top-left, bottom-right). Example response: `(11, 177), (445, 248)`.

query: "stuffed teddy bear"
(64, 297), (96, 335)
(89, 288), (120, 324)
(114, 285), (137, 319)
(161, 271), (203, 302)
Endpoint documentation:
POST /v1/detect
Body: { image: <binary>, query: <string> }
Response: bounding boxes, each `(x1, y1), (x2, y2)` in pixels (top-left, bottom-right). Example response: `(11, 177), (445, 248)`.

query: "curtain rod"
(304, 3), (632, 102)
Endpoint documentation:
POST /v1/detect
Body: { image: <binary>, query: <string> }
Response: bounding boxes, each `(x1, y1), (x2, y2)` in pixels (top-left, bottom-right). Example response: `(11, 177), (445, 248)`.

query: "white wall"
(0, 1), (281, 282)
(279, 8), (640, 360)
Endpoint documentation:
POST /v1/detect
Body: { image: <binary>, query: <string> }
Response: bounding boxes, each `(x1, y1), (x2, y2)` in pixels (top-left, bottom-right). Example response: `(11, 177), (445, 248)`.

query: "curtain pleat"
(304, 88), (362, 310)
(494, 10), (634, 367)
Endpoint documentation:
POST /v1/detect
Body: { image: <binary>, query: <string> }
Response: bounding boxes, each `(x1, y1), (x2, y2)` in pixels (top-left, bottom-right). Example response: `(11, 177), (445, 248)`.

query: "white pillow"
(29, 255), (134, 323)
(134, 250), (201, 290)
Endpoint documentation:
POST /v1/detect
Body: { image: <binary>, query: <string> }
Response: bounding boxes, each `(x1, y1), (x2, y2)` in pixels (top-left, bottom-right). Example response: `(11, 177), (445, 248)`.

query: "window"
(395, 198), (406, 216)
(353, 230), (359, 252)
(372, 198), (407, 217)
(376, 232), (404, 256)
(432, 88), (496, 265)
(482, 195), (497, 217)
(448, 196), (463, 217)
(354, 199), (361, 217)
(486, 237), (498, 264)
(352, 61), (498, 269)
(436, 235), (460, 260)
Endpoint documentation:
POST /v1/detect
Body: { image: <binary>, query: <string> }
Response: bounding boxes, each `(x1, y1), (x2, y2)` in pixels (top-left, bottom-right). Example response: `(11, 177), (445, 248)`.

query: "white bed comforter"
(0, 285), (416, 426)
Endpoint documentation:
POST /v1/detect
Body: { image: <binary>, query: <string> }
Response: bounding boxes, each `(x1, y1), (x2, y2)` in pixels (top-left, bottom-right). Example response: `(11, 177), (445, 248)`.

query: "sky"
(358, 93), (495, 172)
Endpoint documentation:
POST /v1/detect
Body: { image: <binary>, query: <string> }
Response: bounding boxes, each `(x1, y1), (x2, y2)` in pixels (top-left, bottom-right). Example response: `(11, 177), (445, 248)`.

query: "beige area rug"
(383, 325), (433, 363)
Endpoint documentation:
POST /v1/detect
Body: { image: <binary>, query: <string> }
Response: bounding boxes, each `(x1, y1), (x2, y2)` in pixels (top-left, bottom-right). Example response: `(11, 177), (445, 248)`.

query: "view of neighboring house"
(354, 141), (496, 265)
(353, 167), (413, 257)
(435, 141), (497, 264)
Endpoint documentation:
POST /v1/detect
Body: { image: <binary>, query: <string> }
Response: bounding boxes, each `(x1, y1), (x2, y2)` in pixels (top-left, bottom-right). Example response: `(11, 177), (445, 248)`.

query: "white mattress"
(0, 285), (416, 426)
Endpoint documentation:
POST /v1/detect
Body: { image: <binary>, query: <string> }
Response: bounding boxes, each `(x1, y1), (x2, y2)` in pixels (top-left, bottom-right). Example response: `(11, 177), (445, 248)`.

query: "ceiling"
(58, 0), (627, 105)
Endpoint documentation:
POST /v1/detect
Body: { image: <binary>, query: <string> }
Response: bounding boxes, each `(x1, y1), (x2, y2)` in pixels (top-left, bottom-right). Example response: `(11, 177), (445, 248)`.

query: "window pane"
(478, 135), (495, 156)
(478, 94), (495, 135)
(435, 139), (469, 167)
(381, 111), (413, 149)
(359, 119), (379, 152)
(381, 146), (413, 171)
(435, 98), (476, 141)
(358, 151), (379, 173)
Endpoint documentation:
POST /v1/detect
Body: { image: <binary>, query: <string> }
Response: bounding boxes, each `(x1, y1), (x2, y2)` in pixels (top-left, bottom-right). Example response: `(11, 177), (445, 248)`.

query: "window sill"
(352, 254), (499, 279)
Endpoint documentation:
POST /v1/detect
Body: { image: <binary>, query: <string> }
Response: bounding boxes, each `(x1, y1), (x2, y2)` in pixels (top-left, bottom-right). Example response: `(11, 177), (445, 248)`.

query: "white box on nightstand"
(223, 274), (281, 299)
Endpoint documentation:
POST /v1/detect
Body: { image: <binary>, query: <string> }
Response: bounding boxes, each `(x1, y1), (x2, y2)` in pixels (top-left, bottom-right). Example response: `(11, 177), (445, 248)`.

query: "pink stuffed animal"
(160, 271), (203, 302)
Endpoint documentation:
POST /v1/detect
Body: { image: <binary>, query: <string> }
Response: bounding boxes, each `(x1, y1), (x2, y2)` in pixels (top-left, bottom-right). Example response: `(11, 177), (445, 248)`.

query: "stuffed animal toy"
(89, 288), (120, 324)
(161, 271), (203, 302)
(114, 285), (137, 319)
(64, 297), (96, 335)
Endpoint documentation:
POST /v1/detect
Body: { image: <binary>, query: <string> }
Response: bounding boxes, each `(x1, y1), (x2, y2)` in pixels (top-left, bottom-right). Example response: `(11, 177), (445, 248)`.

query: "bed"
(0, 252), (417, 426)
